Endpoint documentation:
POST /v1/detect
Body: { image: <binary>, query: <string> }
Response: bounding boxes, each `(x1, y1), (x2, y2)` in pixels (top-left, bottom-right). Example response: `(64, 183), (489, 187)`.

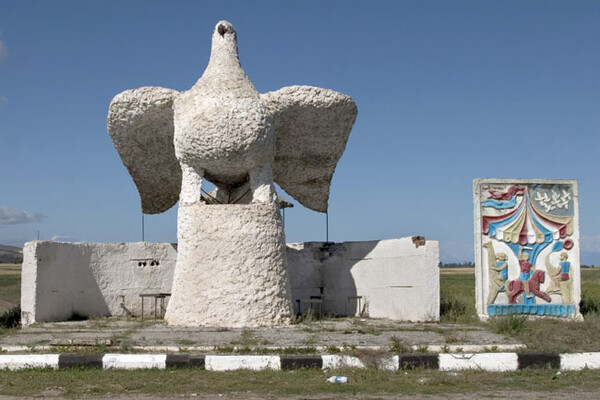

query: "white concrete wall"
(287, 238), (440, 321)
(21, 241), (176, 326)
(21, 237), (439, 325)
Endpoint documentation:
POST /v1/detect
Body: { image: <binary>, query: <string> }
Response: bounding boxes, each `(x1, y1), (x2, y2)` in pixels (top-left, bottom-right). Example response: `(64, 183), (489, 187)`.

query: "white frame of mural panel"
(474, 179), (581, 321)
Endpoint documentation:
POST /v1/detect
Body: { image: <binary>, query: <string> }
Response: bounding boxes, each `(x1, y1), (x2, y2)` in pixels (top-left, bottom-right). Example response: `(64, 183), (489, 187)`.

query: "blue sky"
(0, 1), (599, 263)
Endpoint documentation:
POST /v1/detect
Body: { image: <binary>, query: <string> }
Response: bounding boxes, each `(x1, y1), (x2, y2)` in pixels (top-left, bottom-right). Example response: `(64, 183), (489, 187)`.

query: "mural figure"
(483, 242), (508, 304)
(546, 250), (573, 304)
(518, 246), (534, 299)
(508, 269), (551, 304)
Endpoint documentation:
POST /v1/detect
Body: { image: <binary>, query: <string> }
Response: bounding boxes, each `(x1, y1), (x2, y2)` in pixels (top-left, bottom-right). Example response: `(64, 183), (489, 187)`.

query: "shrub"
(580, 296), (600, 315)
(488, 315), (527, 336)
(0, 306), (20, 329)
(439, 289), (474, 323)
(389, 335), (409, 353)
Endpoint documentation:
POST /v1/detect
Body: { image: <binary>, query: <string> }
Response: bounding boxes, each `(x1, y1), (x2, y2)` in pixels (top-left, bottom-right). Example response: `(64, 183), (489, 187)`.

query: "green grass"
(439, 271), (477, 323)
(488, 315), (528, 336)
(0, 368), (600, 398)
(580, 268), (600, 314)
(509, 314), (600, 353)
(0, 274), (20, 288)
(0, 265), (21, 314)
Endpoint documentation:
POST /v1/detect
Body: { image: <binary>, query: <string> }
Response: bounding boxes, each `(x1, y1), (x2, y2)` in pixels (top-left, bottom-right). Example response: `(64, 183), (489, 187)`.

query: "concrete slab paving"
(0, 317), (523, 354)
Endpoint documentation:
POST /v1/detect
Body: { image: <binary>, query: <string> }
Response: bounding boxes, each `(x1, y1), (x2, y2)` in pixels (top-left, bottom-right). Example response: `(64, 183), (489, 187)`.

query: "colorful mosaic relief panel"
(477, 181), (579, 318)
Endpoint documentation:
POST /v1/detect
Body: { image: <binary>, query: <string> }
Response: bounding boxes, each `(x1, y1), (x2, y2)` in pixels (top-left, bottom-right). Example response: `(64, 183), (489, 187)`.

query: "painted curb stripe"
(319, 354), (399, 370)
(102, 354), (167, 369)
(0, 354), (59, 370)
(3, 352), (600, 371)
(58, 354), (104, 369)
(322, 355), (365, 369)
(517, 353), (560, 369)
(281, 355), (322, 370)
(439, 353), (519, 371)
(399, 354), (439, 370)
(165, 354), (205, 368)
(205, 355), (281, 371)
(560, 352), (600, 371)
(379, 355), (400, 371)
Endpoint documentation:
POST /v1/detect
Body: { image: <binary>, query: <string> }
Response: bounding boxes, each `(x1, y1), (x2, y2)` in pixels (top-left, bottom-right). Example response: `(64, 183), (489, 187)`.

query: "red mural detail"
(507, 270), (551, 304)
(482, 205), (522, 235)
(559, 226), (567, 239)
(487, 186), (526, 200)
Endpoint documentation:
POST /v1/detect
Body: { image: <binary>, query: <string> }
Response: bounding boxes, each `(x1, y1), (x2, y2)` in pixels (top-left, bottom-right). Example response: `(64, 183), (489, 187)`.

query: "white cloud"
(0, 40), (7, 65)
(0, 206), (45, 225)
(0, 95), (7, 109)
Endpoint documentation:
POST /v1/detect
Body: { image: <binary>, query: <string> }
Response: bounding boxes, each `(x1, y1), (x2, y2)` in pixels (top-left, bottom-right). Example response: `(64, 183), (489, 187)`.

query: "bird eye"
(218, 24), (228, 36)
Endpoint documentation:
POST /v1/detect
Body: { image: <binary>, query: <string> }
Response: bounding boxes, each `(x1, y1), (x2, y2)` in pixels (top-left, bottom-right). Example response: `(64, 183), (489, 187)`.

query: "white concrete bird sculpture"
(107, 20), (357, 327)
(108, 20), (357, 214)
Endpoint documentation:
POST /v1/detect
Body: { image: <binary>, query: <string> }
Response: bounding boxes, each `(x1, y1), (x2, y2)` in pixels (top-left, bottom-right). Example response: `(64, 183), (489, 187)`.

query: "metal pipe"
(326, 211), (329, 242)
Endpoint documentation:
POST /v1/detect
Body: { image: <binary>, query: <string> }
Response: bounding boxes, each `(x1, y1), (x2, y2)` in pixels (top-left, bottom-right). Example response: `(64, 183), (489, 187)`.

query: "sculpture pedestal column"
(165, 202), (293, 327)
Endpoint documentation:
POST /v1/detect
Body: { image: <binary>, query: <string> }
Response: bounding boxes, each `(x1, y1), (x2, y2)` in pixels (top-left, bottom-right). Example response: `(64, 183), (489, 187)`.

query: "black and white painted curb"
(1, 353), (600, 371)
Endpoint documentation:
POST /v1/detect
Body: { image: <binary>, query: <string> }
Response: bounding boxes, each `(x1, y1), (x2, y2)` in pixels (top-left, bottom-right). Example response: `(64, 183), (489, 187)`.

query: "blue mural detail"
(522, 293), (535, 305)
(487, 199), (525, 238)
(482, 195), (517, 210)
(487, 304), (576, 318)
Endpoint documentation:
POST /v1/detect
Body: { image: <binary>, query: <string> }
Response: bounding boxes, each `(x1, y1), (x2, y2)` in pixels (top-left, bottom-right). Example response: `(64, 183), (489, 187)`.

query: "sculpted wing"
(107, 87), (181, 214)
(261, 86), (357, 212)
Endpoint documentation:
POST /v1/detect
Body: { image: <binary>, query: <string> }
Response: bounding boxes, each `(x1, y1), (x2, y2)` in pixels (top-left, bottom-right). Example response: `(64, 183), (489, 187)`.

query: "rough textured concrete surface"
(107, 20), (357, 326)
(263, 85), (357, 212)
(21, 241), (176, 326)
(165, 202), (292, 327)
(107, 87), (181, 214)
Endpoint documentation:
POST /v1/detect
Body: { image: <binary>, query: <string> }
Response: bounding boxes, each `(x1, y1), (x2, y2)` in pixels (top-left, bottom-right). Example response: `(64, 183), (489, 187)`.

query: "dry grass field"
(439, 267), (475, 274)
(0, 263), (20, 314)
